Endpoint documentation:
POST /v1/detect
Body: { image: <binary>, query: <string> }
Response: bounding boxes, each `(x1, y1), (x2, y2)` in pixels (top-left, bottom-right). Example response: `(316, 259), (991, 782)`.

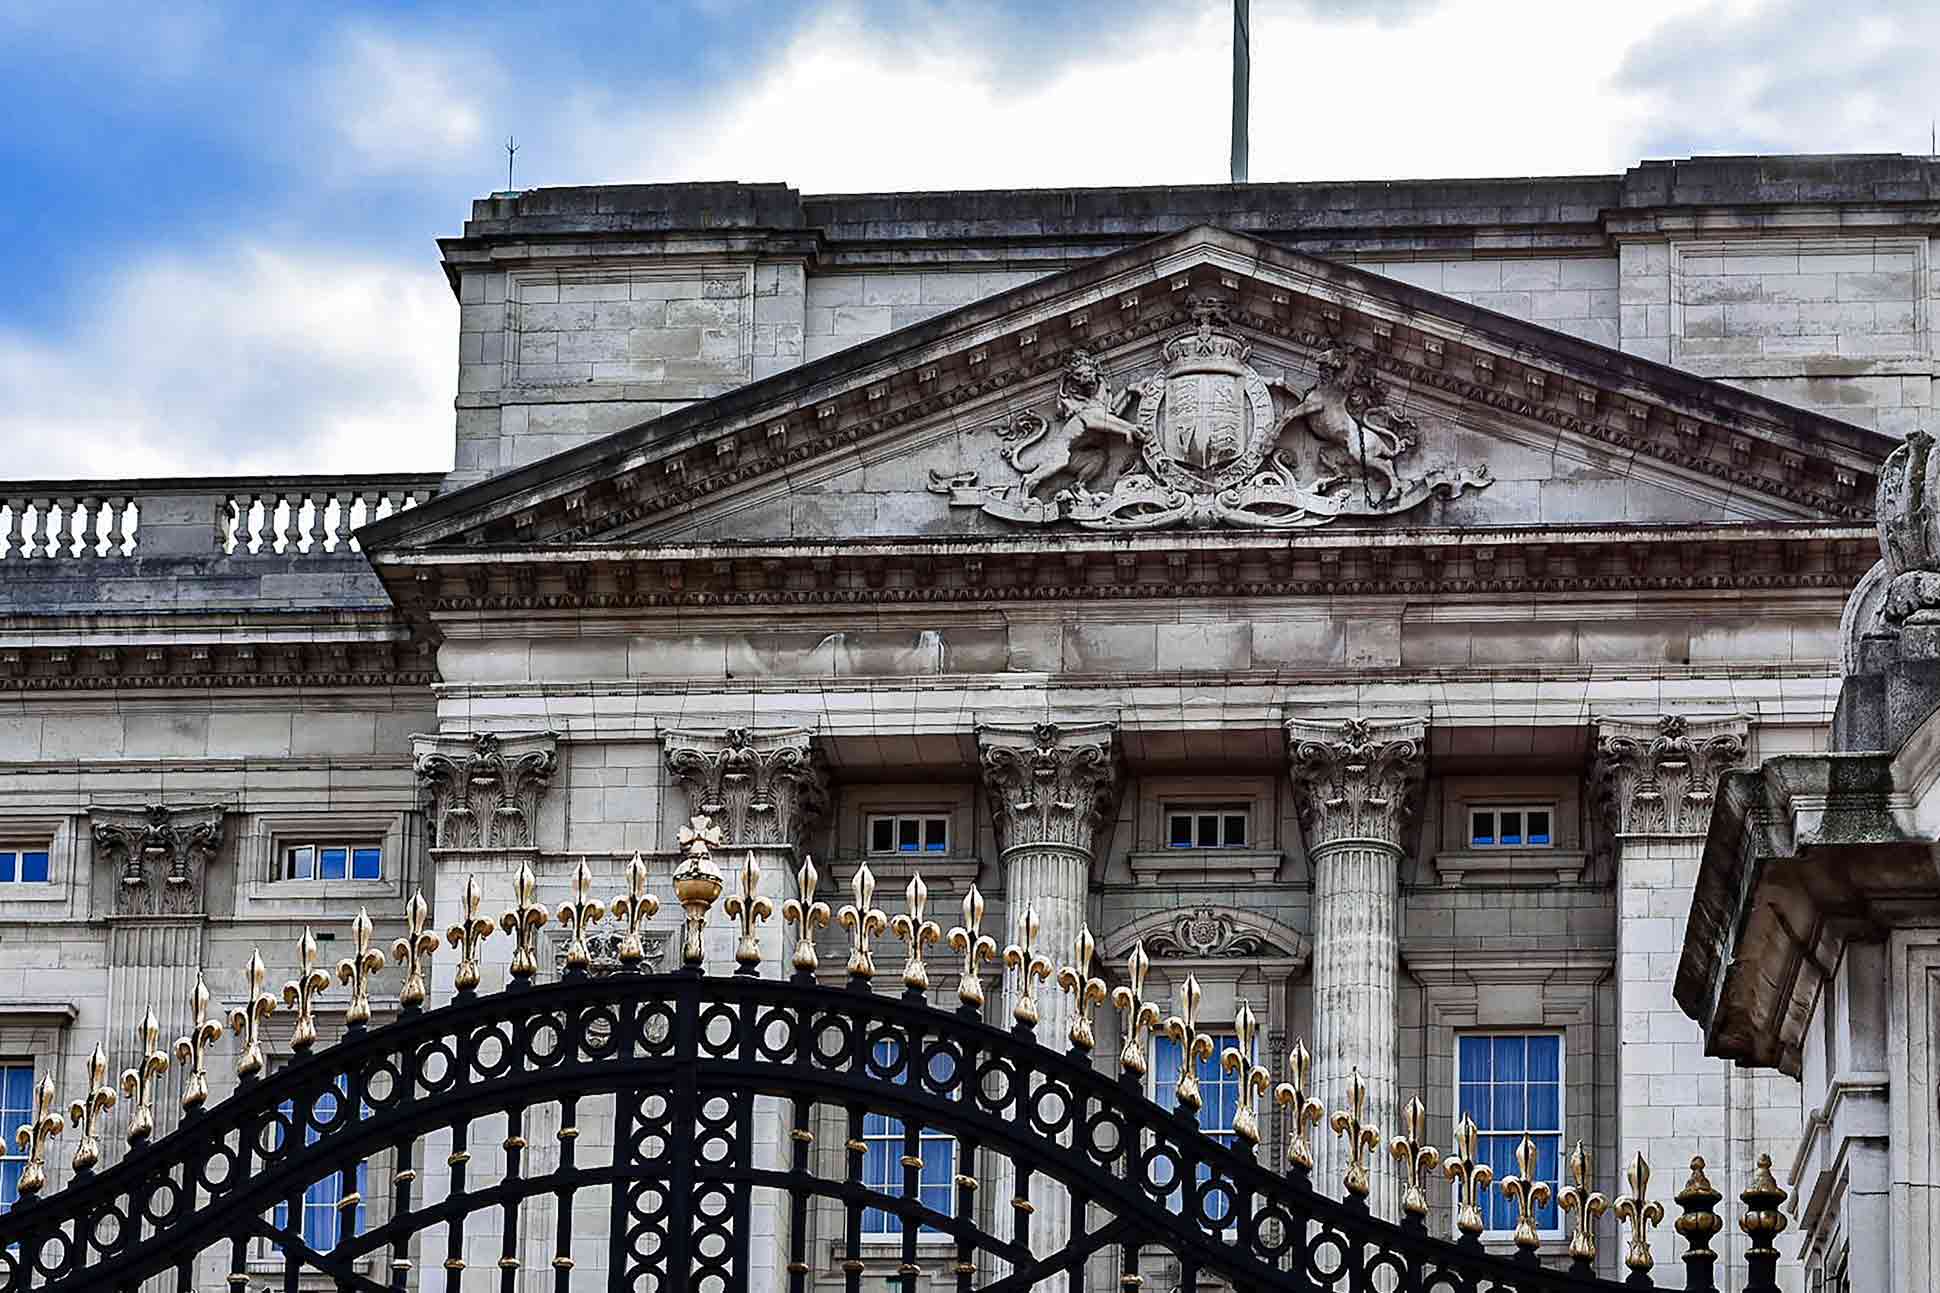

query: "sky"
(1, 0), (1934, 481)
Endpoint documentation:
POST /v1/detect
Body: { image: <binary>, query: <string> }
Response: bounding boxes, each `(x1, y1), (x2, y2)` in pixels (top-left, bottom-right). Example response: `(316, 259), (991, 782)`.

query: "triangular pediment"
(362, 226), (1893, 560)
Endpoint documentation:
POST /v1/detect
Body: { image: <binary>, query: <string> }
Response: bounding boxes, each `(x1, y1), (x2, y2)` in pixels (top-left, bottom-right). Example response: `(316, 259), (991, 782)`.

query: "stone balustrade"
(0, 474), (442, 561)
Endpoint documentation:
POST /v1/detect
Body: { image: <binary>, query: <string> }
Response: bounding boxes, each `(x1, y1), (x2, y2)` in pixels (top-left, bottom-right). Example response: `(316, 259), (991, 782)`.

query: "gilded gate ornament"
(1054, 926), (1108, 1052)
(1673, 1155), (1724, 1275)
(723, 852), (774, 972)
(392, 891), (441, 1008)
(336, 908), (387, 1026)
(120, 1009), (170, 1145)
(1110, 940), (1164, 1077)
(1271, 1039), (1326, 1172)
(446, 875), (496, 992)
(1223, 999), (1272, 1146)
(1003, 906), (1055, 1028)
(556, 861), (606, 974)
(14, 1073), (63, 1197)
(1614, 1151), (1665, 1274)
(283, 928), (333, 1051)
(501, 860), (551, 982)
(611, 852), (661, 968)
(781, 856), (830, 975)
(837, 861), (887, 980)
(1329, 1067), (1382, 1201)
(174, 972), (225, 1111)
(1162, 974), (1218, 1113)
(1499, 1132), (1555, 1256)
(1559, 1140), (1610, 1265)
(888, 875), (940, 991)
(945, 885), (997, 1010)
(229, 949), (278, 1078)
(67, 1043), (115, 1172)
(1443, 1113), (1496, 1238)
(672, 816), (726, 970)
(1388, 1096), (1441, 1220)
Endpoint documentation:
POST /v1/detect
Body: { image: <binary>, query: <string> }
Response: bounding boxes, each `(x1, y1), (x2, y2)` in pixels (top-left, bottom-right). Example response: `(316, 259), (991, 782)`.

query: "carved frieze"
(414, 731), (560, 850)
(664, 727), (827, 849)
(1285, 717), (1427, 852)
(1593, 715), (1748, 837)
(1146, 909), (1284, 959)
(931, 303), (1489, 531)
(90, 804), (225, 916)
(976, 722), (1120, 859)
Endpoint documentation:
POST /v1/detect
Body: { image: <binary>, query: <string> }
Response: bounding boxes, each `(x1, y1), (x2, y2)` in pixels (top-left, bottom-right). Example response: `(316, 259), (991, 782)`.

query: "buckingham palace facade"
(4, 153), (1935, 1290)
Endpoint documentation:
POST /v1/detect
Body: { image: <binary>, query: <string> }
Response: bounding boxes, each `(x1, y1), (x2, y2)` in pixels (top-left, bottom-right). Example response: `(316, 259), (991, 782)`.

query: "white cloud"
(317, 27), (496, 178)
(0, 247), (454, 479)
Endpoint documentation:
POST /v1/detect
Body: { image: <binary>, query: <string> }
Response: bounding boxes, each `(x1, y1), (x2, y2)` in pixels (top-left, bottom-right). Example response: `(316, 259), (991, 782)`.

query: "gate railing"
(0, 819), (1789, 1292)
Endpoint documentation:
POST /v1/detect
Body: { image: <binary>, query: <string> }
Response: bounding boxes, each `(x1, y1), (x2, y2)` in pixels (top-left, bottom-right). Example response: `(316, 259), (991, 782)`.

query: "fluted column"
(1286, 717), (1425, 1222)
(977, 721), (1119, 1284)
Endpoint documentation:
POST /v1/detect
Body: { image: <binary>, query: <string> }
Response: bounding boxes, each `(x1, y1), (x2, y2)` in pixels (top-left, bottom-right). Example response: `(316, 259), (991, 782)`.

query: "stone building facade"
(5, 153), (1938, 1289)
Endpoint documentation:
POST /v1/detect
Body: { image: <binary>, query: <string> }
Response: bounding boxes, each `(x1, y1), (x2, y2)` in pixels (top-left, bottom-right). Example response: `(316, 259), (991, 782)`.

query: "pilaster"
(1286, 716), (1425, 1223)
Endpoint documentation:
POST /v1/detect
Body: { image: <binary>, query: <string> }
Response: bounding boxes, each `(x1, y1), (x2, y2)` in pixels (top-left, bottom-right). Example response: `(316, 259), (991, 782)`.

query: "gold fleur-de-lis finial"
(1271, 1039), (1327, 1173)
(723, 851), (774, 972)
(500, 860), (550, 982)
(1613, 1151), (1665, 1274)
(336, 908), (387, 1026)
(392, 890), (440, 1008)
(1329, 1066), (1382, 1200)
(119, 1008), (170, 1145)
(610, 852), (660, 968)
(1223, 999), (1273, 1146)
(1163, 973), (1218, 1111)
(281, 927), (333, 1052)
(556, 860), (605, 974)
(836, 861), (887, 979)
(1388, 1096), (1442, 1220)
(889, 875), (942, 991)
(1003, 906), (1055, 1028)
(781, 856), (830, 975)
(671, 816), (726, 969)
(229, 948), (278, 1079)
(446, 874), (495, 991)
(945, 885), (998, 1010)
(1500, 1132), (1555, 1255)
(1559, 1141), (1610, 1265)
(1443, 1113), (1496, 1239)
(174, 972), (224, 1112)
(1054, 926), (1109, 1052)
(67, 1043), (115, 1172)
(14, 1073), (63, 1197)
(1109, 940), (1164, 1076)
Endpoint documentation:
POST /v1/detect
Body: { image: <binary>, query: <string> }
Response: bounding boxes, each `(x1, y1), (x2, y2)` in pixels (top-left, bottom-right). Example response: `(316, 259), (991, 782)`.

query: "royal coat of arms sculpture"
(929, 302), (1492, 530)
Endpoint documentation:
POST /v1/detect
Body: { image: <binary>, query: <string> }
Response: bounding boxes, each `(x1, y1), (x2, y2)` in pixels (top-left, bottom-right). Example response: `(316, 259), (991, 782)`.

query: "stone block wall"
(1348, 256), (1621, 348)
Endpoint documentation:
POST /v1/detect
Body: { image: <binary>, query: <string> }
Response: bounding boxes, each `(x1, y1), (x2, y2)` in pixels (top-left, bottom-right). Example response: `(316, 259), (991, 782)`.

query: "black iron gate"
(0, 839), (1786, 1292)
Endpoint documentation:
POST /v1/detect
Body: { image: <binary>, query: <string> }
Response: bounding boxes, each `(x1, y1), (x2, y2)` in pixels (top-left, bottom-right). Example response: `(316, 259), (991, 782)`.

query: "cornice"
(0, 639), (437, 692)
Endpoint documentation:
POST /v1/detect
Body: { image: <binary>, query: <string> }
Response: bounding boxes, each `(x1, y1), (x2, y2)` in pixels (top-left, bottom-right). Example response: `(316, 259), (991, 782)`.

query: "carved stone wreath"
(1145, 909), (1276, 959)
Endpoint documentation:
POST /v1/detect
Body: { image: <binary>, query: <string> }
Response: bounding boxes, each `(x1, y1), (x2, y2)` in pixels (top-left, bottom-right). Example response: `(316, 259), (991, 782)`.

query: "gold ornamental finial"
(229, 948), (278, 1078)
(67, 1043), (116, 1172)
(1003, 906), (1055, 1028)
(836, 861), (888, 979)
(1270, 1039), (1326, 1172)
(672, 815), (727, 969)
(1163, 974), (1217, 1111)
(336, 908), (387, 1026)
(1329, 1066), (1382, 1200)
(1224, 1000), (1273, 1146)
(723, 852), (774, 971)
(174, 972), (224, 1111)
(1388, 1096), (1441, 1220)
(945, 885), (997, 1009)
(1739, 1152), (1789, 1256)
(392, 890), (440, 1008)
(1499, 1132), (1555, 1255)
(1674, 1155), (1724, 1271)
(282, 927), (333, 1051)
(1443, 1113), (1495, 1238)
(1559, 1141), (1610, 1264)
(119, 1008), (170, 1145)
(13, 1073), (63, 1197)
(781, 856), (830, 975)
(556, 860), (605, 974)
(447, 874), (496, 991)
(1054, 926), (1109, 1051)
(1109, 940), (1163, 1077)
(889, 875), (942, 991)
(1613, 1151), (1665, 1274)
(610, 853), (660, 968)
(500, 860), (550, 982)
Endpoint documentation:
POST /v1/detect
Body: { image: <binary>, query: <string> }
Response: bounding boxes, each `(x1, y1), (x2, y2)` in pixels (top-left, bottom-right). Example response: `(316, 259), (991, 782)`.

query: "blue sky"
(1, 0), (1930, 479)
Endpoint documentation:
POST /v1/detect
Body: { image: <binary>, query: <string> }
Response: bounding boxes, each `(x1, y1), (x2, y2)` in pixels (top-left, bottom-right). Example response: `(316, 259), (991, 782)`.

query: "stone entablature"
(413, 730), (560, 851)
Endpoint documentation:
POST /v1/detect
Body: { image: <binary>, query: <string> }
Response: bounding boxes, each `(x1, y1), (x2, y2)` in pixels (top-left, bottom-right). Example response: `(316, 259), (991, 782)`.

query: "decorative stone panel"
(89, 804), (225, 916)
(414, 731), (560, 850)
(663, 726), (827, 849)
(1592, 715), (1748, 837)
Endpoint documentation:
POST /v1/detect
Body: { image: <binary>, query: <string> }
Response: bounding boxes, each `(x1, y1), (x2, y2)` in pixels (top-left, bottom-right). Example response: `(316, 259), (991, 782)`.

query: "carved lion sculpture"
(1002, 350), (1145, 500)
(1273, 347), (1416, 504)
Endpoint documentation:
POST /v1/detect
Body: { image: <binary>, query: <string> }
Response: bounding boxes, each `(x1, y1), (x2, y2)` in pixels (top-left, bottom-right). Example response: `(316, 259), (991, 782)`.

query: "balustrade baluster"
(107, 497), (129, 555)
(73, 497), (96, 558)
(4, 499), (23, 558)
(29, 498), (51, 557)
(271, 492), (292, 553)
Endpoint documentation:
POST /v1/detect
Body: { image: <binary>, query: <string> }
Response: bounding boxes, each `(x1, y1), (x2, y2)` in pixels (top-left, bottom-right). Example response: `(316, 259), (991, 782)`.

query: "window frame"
(0, 1062), (36, 1212)
(1162, 802), (1251, 851)
(278, 840), (386, 885)
(1453, 1030), (1566, 1242)
(0, 846), (52, 887)
(858, 1039), (959, 1239)
(863, 813), (952, 858)
(1465, 804), (1555, 851)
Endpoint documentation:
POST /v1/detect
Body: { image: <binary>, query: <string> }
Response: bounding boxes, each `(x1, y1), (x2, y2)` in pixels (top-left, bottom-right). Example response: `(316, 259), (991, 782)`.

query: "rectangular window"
(0, 850), (51, 884)
(270, 1083), (368, 1252)
(1468, 806), (1552, 849)
(282, 843), (383, 883)
(860, 1040), (957, 1236)
(1456, 1033), (1563, 1235)
(1164, 806), (1249, 850)
(1152, 1031), (1245, 1222)
(866, 815), (949, 857)
(0, 1064), (32, 1211)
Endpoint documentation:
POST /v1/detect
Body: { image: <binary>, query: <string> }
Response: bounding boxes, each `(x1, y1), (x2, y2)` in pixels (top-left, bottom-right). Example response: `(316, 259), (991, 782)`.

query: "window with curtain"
(0, 1065), (32, 1211)
(1152, 1030), (1245, 1222)
(1456, 1033), (1562, 1233)
(860, 1039), (958, 1236)
(269, 1084), (368, 1252)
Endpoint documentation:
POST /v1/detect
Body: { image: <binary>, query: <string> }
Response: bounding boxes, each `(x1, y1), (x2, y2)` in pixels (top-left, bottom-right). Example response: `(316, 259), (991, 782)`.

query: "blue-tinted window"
(0, 1065), (34, 1210)
(860, 1039), (957, 1235)
(867, 815), (949, 857)
(319, 848), (348, 881)
(1457, 1034), (1562, 1233)
(285, 843), (381, 882)
(1470, 807), (1554, 850)
(271, 1084), (367, 1252)
(350, 848), (382, 881)
(1153, 1031), (1245, 1223)
(0, 850), (52, 885)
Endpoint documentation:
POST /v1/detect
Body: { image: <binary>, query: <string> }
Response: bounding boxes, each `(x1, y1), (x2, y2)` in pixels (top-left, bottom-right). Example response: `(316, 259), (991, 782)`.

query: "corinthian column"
(977, 721), (1119, 1280)
(1286, 716), (1425, 1221)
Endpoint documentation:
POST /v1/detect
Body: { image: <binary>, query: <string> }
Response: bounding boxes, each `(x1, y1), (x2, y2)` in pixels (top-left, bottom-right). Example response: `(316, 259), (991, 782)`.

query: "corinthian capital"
(977, 722), (1119, 860)
(665, 727), (828, 849)
(89, 803), (226, 916)
(1593, 715), (1748, 837)
(1285, 717), (1427, 852)
(414, 730), (560, 850)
